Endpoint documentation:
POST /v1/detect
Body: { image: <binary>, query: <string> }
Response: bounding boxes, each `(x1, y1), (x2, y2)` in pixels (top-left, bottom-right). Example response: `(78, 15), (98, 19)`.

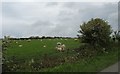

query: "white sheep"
(61, 44), (66, 51)
(74, 39), (78, 41)
(56, 47), (62, 51)
(57, 42), (61, 45)
(60, 38), (63, 40)
(27, 39), (31, 42)
(16, 42), (18, 44)
(43, 45), (46, 48)
(41, 40), (42, 41)
(19, 45), (23, 47)
(65, 39), (67, 40)
(56, 43), (66, 52)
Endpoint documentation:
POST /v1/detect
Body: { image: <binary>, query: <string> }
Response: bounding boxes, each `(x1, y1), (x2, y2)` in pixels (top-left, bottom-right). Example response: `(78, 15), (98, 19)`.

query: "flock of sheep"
(16, 39), (78, 52)
(56, 42), (66, 52)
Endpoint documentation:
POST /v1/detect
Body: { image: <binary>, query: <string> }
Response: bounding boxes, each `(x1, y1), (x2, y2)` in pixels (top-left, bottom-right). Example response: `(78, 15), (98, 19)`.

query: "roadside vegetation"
(0, 40), (2, 46)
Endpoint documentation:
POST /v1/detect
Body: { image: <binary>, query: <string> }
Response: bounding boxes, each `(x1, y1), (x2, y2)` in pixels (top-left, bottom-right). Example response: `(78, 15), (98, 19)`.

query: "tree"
(78, 18), (112, 48)
(113, 30), (120, 42)
(41, 36), (46, 39)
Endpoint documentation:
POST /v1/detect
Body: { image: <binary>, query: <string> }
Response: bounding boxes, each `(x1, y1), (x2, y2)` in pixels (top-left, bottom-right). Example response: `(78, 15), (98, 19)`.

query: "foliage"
(41, 47), (118, 72)
(78, 18), (112, 49)
(2, 36), (11, 51)
(112, 31), (120, 42)
(0, 40), (2, 46)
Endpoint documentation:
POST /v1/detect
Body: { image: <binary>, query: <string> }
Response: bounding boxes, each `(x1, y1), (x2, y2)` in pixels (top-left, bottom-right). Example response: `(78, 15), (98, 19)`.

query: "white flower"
(103, 48), (106, 51)
(31, 59), (34, 63)
(40, 62), (43, 65)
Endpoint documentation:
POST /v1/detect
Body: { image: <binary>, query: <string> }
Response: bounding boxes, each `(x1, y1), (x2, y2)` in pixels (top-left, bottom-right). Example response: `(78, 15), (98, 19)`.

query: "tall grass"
(41, 46), (119, 72)
(0, 40), (2, 46)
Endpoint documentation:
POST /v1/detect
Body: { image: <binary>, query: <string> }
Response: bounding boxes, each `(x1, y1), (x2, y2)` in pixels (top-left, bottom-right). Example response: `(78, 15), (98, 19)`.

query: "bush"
(78, 18), (112, 50)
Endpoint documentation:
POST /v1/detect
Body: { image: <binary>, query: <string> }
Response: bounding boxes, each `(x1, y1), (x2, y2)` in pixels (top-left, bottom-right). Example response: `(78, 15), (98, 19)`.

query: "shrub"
(78, 18), (112, 51)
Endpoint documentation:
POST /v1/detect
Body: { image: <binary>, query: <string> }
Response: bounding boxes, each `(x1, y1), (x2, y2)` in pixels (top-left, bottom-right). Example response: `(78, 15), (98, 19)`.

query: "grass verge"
(41, 47), (119, 72)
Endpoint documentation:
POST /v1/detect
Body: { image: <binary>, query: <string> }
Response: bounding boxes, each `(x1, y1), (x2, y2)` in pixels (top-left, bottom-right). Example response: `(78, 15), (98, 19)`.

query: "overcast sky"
(1, 2), (118, 38)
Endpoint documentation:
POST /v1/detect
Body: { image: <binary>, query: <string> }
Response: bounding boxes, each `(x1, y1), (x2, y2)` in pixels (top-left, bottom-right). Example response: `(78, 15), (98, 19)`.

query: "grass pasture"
(3, 38), (81, 72)
(4, 39), (80, 61)
(2, 38), (119, 72)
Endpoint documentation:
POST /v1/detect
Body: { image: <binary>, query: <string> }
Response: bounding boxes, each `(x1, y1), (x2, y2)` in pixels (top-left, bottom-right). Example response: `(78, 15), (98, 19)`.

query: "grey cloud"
(63, 2), (118, 30)
(46, 2), (58, 6)
(2, 2), (118, 38)
(2, 2), (22, 19)
(56, 2), (118, 36)
(31, 20), (54, 27)
(62, 2), (78, 8)
(118, 2), (120, 31)
(2, 24), (28, 38)
(24, 20), (57, 37)
(47, 24), (77, 37)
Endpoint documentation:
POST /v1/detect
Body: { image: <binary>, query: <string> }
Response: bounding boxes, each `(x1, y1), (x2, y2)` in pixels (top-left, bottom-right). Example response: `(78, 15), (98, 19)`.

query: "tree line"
(3, 36), (76, 40)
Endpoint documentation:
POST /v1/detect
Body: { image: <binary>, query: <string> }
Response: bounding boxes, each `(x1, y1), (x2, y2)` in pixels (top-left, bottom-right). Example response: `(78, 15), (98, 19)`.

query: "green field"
(3, 38), (119, 72)
(3, 38), (82, 71)
(4, 39), (80, 61)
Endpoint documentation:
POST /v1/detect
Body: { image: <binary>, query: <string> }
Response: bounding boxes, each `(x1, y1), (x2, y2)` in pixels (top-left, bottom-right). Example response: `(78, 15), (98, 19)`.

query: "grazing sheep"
(27, 39), (31, 42)
(19, 45), (23, 47)
(41, 40), (42, 41)
(60, 38), (63, 40)
(57, 42), (61, 45)
(65, 39), (67, 40)
(43, 45), (46, 48)
(16, 42), (18, 44)
(74, 39), (78, 41)
(56, 43), (66, 52)
(56, 47), (62, 51)
(61, 44), (66, 51)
